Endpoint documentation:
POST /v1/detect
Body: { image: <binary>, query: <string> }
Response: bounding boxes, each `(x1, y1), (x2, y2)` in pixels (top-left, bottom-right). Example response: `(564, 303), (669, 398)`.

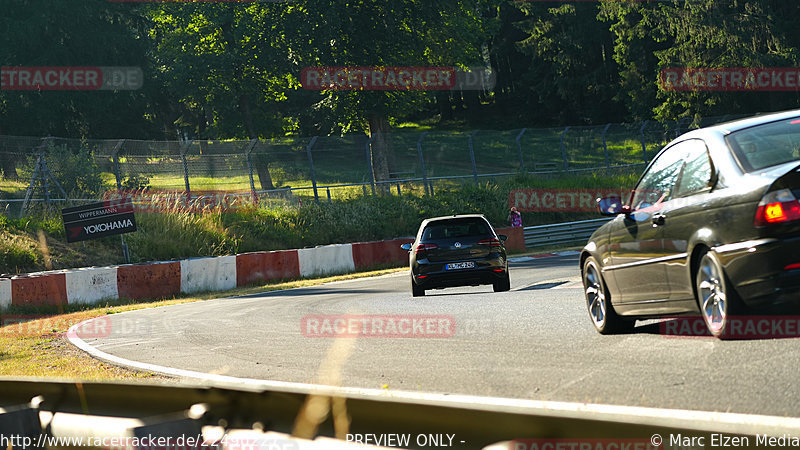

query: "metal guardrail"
(1, 378), (800, 450)
(524, 218), (613, 248)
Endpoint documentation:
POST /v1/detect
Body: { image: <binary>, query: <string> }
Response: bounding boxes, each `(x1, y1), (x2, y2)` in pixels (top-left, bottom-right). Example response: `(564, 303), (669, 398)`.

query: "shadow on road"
(234, 288), (392, 298)
(633, 318), (800, 341)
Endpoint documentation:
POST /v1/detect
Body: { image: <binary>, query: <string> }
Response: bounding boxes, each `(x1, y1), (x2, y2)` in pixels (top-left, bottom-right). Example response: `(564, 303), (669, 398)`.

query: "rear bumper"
(412, 257), (507, 289)
(716, 237), (800, 307)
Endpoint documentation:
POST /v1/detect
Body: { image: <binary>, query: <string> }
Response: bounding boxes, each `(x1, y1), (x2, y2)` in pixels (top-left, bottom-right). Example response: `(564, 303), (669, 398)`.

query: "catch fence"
(0, 114), (752, 216)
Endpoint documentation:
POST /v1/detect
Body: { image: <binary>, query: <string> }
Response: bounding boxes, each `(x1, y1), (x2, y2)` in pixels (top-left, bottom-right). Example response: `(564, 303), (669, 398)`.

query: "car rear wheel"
(695, 251), (742, 338)
(493, 272), (510, 292)
(583, 256), (633, 334)
(411, 278), (425, 297)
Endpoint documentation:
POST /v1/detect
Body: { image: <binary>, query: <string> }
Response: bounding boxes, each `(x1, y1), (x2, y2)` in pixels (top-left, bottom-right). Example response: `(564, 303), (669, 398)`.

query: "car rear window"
(421, 218), (491, 241)
(727, 118), (800, 172)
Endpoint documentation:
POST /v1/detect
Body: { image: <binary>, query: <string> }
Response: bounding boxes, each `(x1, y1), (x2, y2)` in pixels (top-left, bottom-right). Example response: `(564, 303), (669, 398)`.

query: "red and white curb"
(0, 228), (525, 308)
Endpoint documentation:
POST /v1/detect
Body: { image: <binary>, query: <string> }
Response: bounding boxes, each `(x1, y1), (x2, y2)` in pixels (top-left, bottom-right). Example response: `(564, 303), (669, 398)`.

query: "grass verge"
(1, 171), (638, 274)
(0, 267), (406, 380)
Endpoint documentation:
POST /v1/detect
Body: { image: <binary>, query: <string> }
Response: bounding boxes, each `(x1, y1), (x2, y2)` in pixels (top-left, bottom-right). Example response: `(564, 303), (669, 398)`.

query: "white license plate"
(446, 262), (476, 270)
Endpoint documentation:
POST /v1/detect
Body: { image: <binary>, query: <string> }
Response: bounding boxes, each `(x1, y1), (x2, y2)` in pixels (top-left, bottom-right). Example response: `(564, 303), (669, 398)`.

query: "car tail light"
(477, 238), (502, 248)
(414, 243), (438, 254)
(754, 189), (800, 226)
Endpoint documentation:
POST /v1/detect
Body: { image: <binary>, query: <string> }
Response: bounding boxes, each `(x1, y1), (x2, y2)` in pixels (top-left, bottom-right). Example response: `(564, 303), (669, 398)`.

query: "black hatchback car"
(402, 215), (510, 296)
(582, 109), (800, 337)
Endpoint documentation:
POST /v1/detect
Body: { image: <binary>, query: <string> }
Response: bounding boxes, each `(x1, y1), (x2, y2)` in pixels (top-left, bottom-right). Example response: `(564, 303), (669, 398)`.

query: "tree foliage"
(2, 0), (800, 148)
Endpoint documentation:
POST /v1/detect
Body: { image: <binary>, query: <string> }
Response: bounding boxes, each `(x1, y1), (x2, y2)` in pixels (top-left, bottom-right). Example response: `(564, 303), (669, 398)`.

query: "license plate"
(446, 262), (476, 270)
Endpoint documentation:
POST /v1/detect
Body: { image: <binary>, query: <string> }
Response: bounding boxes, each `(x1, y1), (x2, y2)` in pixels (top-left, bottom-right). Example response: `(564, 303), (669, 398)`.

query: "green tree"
(601, 0), (800, 122)
(288, 0), (496, 182)
(0, 0), (157, 179)
(146, 2), (297, 189)
(512, 2), (625, 125)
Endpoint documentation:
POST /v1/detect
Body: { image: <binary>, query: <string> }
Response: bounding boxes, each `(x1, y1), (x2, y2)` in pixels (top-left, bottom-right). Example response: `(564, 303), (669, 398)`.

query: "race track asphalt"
(77, 255), (800, 418)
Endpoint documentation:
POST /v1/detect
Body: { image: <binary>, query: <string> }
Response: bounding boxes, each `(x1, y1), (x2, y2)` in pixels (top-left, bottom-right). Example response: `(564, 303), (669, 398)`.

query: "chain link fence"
(0, 114), (753, 216)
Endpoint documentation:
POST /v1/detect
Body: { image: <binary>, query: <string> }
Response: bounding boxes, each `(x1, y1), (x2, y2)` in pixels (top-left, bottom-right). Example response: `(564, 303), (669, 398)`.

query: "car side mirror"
(597, 195), (627, 216)
(498, 234), (508, 242)
(401, 243), (412, 251)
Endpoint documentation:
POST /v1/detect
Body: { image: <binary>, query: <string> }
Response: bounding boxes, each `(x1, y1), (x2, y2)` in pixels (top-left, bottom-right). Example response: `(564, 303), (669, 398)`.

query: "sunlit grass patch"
(0, 267), (406, 380)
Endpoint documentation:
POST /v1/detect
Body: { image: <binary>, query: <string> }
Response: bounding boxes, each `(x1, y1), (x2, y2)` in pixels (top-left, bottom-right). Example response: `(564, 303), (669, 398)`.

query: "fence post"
(42, 150), (68, 204)
(639, 121), (648, 163)
(560, 126), (571, 172)
(416, 131), (429, 195)
(468, 130), (479, 186)
(365, 136), (376, 195)
(179, 140), (193, 203)
(112, 139), (126, 192)
(515, 128), (527, 173)
(43, 160), (50, 207)
(306, 136), (319, 204)
(111, 138), (131, 263)
(601, 123), (612, 169)
(244, 139), (259, 205)
(20, 137), (54, 217)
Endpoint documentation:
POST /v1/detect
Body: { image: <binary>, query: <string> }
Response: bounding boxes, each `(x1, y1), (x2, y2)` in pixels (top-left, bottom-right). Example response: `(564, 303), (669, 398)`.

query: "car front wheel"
(583, 256), (633, 334)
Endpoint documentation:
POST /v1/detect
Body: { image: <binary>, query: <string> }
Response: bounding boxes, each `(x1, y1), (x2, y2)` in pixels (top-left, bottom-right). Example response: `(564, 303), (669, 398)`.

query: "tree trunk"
(367, 115), (395, 188)
(239, 93), (274, 191)
(437, 92), (454, 121)
(0, 130), (19, 180)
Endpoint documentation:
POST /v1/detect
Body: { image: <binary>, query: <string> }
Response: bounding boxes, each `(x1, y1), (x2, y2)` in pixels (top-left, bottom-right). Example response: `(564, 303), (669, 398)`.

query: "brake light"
(477, 238), (502, 247)
(755, 189), (800, 226)
(414, 243), (438, 254)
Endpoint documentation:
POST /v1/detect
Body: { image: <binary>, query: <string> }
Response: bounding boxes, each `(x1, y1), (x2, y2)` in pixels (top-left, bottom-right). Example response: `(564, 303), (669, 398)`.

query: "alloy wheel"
(583, 261), (607, 329)
(697, 253), (727, 336)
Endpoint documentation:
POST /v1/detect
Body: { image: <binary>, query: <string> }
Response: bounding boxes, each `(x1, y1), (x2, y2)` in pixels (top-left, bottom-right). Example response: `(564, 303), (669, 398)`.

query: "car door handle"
(652, 213), (667, 226)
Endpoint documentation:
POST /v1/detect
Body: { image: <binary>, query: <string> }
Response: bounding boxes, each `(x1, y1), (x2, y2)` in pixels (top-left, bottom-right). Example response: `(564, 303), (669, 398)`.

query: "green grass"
(0, 171), (640, 274)
(0, 267), (406, 379)
(0, 128), (658, 199)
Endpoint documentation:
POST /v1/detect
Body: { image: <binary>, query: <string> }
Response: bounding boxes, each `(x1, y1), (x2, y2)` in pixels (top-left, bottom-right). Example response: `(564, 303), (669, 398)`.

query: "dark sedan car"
(582, 109), (800, 337)
(402, 214), (510, 296)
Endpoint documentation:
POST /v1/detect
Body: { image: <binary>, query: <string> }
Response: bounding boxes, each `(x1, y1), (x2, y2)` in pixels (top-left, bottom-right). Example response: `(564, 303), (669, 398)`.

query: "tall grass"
(126, 211), (237, 261)
(0, 172), (641, 273)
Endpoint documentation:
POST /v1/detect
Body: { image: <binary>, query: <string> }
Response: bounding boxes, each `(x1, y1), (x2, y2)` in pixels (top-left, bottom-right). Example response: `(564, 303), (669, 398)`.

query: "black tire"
(412, 278), (425, 297)
(582, 256), (634, 334)
(493, 272), (510, 292)
(694, 250), (745, 339)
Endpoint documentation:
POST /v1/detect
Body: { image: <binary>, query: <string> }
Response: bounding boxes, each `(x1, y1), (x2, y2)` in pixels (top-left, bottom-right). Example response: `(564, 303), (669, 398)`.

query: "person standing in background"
(507, 206), (522, 227)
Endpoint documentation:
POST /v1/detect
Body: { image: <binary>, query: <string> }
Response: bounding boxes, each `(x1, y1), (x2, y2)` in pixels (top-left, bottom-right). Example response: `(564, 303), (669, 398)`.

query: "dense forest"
(2, 0), (800, 142)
